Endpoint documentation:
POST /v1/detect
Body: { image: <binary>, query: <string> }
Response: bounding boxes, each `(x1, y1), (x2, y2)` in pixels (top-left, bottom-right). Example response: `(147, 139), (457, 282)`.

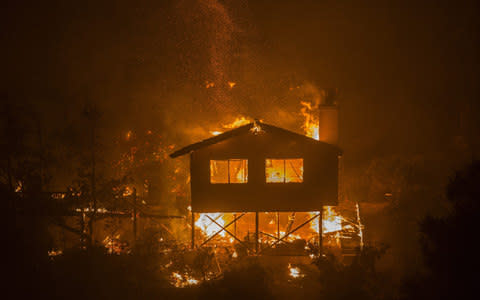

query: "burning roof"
(169, 120), (342, 158)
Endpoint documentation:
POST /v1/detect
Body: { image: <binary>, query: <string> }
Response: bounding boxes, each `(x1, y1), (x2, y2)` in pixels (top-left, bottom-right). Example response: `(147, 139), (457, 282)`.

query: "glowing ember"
(122, 186), (133, 197)
(48, 249), (63, 257)
(288, 264), (303, 278)
(170, 272), (200, 288)
(14, 181), (23, 193)
(126, 130), (132, 141)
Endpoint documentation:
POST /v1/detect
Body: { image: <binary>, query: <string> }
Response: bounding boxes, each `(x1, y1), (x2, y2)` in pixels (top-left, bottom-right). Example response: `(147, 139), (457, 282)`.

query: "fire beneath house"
(44, 95), (364, 289)
(189, 102), (364, 256)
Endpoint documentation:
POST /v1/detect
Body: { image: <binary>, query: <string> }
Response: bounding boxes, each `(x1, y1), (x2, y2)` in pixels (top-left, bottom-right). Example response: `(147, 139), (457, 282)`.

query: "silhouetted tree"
(402, 161), (480, 299)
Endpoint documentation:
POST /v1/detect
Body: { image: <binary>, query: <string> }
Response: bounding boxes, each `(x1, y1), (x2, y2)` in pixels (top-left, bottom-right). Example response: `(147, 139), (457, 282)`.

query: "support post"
(191, 212), (195, 249)
(234, 213), (237, 238)
(319, 206), (323, 257)
(276, 212), (280, 240)
(255, 212), (259, 254)
(132, 188), (137, 247)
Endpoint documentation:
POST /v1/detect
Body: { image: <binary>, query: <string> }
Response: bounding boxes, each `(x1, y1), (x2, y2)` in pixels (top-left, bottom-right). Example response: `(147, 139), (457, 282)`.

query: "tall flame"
(300, 101), (319, 140)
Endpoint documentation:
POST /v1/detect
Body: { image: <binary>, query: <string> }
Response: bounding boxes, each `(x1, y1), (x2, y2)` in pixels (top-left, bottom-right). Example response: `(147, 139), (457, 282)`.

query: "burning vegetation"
(22, 96), (365, 290)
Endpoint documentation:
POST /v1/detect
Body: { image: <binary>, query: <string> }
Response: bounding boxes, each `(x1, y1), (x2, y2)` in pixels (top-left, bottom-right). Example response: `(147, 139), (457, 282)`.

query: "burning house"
(170, 92), (352, 254)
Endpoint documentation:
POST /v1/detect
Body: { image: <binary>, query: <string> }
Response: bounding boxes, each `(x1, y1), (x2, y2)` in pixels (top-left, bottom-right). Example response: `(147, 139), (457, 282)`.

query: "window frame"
(210, 159), (248, 184)
(265, 158), (304, 183)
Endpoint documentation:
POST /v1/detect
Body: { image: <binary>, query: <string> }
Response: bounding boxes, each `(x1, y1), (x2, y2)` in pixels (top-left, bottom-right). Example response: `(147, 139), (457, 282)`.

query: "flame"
(210, 130), (223, 136)
(300, 101), (319, 140)
(288, 264), (303, 278)
(195, 213), (226, 237)
(48, 249), (63, 257)
(210, 116), (253, 137)
(122, 186), (133, 197)
(171, 272), (200, 288)
(222, 116), (251, 129)
(103, 234), (125, 254)
(309, 207), (343, 234)
(323, 207), (343, 233)
(228, 81), (236, 88)
(14, 181), (23, 193)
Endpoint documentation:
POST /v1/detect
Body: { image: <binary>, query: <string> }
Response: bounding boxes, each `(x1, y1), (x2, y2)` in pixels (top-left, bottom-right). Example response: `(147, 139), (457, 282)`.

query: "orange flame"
(300, 101), (319, 140)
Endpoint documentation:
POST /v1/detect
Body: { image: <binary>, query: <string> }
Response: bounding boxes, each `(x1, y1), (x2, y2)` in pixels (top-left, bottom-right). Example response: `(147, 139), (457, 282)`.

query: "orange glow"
(288, 264), (303, 278)
(170, 272), (200, 288)
(210, 130), (223, 136)
(126, 130), (132, 141)
(222, 116), (251, 129)
(195, 213), (226, 237)
(300, 101), (319, 140)
(266, 159), (303, 183)
(210, 159), (248, 184)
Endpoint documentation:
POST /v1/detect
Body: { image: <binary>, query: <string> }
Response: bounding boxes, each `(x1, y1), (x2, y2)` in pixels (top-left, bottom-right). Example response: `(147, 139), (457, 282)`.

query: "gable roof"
(169, 121), (342, 158)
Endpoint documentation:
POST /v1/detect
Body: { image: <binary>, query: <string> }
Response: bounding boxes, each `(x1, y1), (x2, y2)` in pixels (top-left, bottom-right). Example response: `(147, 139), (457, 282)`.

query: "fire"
(300, 101), (319, 140)
(170, 272), (200, 288)
(189, 101), (363, 252)
(309, 207), (343, 234)
(228, 81), (236, 88)
(288, 264), (303, 278)
(195, 213), (226, 237)
(14, 181), (23, 193)
(48, 249), (63, 257)
(209, 116), (253, 136)
(322, 206), (343, 233)
(222, 116), (252, 129)
(122, 186), (133, 197)
(210, 131), (223, 136)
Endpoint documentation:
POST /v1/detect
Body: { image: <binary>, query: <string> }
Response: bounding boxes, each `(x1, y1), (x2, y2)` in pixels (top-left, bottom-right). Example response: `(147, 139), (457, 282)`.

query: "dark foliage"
(402, 161), (480, 299)
(198, 259), (274, 300)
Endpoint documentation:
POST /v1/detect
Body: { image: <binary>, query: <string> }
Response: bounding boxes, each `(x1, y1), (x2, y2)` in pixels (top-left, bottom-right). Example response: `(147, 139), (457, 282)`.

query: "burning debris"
(288, 264), (304, 279)
(170, 272), (200, 288)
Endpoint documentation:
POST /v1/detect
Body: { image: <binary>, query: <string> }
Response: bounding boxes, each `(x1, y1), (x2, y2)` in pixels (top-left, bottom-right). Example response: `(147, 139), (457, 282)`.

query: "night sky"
(3, 0), (479, 164)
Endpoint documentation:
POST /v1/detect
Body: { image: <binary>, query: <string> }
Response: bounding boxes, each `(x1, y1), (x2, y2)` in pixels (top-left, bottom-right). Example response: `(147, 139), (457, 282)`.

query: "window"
(210, 159), (248, 184)
(265, 158), (303, 183)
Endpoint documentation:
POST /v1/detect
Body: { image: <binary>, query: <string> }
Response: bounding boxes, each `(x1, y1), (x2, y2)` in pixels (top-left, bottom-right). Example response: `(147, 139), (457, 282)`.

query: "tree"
(402, 161), (480, 299)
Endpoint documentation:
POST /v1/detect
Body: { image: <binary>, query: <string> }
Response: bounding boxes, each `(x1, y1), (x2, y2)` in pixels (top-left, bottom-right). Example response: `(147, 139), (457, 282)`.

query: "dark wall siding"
(190, 130), (339, 212)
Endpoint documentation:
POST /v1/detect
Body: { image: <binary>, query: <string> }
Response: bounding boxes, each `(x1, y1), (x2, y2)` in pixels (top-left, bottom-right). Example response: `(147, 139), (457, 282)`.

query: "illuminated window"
(265, 159), (303, 183)
(210, 159), (248, 184)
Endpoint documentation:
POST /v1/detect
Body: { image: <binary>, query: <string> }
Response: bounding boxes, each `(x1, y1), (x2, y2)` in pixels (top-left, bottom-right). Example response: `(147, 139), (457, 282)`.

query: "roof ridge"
(169, 121), (341, 158)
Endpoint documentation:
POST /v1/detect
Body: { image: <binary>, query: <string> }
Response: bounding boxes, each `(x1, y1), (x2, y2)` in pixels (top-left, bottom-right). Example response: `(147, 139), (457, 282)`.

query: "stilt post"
(132, 188), (137, 246)
(255, 211), (259, 254)
(276, 212), (280, 240)
(319, 206), (323, 256)
(191, 211), (195, 249)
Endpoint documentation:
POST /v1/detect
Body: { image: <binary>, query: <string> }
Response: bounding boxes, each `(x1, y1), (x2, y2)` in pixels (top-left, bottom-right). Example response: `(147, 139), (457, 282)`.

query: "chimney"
(318, 88), (339, 145)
